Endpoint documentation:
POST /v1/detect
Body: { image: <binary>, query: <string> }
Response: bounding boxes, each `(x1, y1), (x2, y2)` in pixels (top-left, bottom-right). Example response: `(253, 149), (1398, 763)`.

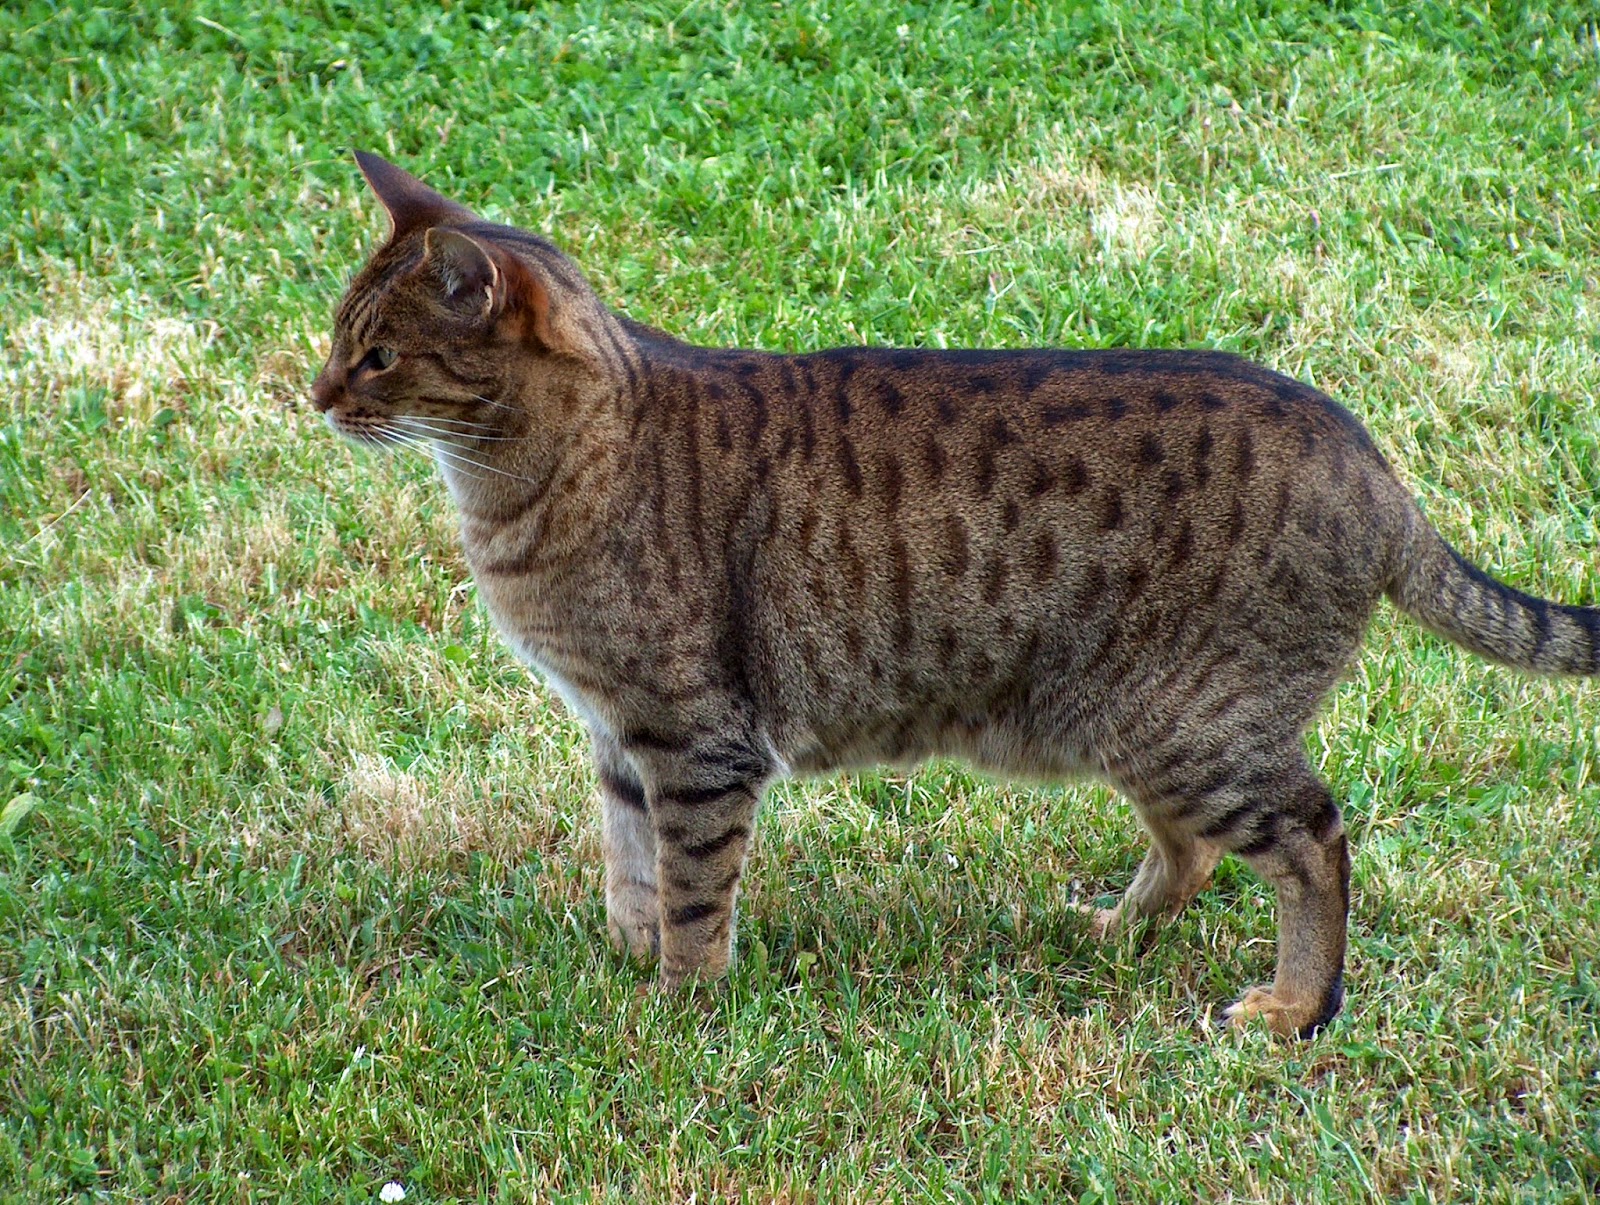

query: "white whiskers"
(428, 442), (491, 482)
(341, 409), (543, 489)
(395, 415), (530, 443)
(380, 418), (542, 486)
(408, 414), (502, 431)
(471, 393), (522, 414)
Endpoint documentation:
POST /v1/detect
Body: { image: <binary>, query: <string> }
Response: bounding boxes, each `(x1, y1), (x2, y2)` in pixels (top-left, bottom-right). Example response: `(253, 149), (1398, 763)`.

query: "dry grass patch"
(327, 752), (560, 870)
(4, 285), (216, 425)
(1089, 180), (1163, 265)
(227, 741), (596, 881)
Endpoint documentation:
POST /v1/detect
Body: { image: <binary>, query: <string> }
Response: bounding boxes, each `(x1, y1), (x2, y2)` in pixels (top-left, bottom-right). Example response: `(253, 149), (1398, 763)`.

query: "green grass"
(4, 0), (1600, 1199)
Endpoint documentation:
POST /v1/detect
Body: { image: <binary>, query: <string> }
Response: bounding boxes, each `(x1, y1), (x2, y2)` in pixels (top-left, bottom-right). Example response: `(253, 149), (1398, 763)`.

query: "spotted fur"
(312, 153), (1600, 1037)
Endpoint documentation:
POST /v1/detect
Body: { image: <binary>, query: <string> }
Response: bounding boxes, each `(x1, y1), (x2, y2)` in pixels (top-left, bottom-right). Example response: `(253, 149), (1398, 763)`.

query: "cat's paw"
(1070, 901), (1122, 942)
(605, 887), (660, 962)
(656, 921), (735, 993)
(657, 951), (735, 996)
(1219, 978), (1342, 1039)
(1220, 986), (1292, 1035)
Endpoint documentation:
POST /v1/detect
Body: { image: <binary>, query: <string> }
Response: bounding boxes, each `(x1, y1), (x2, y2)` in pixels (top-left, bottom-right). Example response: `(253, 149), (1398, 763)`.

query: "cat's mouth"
(324, 409), (406, 450)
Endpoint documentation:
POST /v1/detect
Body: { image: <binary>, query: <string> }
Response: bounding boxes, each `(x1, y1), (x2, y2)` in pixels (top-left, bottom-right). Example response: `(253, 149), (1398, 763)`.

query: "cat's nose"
(310, 368), (339, 413)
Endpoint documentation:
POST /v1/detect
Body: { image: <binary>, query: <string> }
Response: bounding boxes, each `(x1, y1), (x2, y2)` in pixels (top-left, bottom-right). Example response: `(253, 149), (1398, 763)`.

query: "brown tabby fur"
(312, 153), (1600, 1037)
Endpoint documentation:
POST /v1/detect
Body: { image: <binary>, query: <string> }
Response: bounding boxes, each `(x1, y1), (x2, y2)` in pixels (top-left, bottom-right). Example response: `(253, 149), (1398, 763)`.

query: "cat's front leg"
(628, 731), (771, 990)
(593, 735), (660, 961)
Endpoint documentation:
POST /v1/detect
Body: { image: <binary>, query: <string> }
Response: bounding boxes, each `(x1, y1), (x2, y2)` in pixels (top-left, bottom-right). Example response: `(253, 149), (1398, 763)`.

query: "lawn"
(3, 1), (1599, 1199)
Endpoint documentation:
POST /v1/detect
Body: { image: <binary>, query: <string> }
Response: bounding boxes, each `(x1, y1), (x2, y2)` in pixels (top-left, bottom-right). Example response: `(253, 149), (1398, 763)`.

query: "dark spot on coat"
(942, 514), (970, 578)
(1234, 428), (1256, 477)
(1099, 488), (1124, 531)
(839, 436), (864, 496)
(1061, 456), (1088, 495)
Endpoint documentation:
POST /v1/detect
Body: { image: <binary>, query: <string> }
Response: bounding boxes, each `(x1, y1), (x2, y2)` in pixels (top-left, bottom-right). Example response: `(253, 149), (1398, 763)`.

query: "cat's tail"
(1387, 511), (1600, 675)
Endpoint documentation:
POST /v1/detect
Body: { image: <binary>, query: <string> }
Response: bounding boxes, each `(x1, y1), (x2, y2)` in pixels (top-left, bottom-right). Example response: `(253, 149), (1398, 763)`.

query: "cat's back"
(659, 343), (1384, 472)
(637, 342), (1408, 769)
(658, 342), (1398, 549)
(787, 344), (1379, 461)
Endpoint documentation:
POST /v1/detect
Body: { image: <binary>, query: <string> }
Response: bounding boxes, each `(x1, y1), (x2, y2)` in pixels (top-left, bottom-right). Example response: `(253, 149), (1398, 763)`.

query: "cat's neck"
(434, 442), (546, 517)
(435, 361), (630, 571)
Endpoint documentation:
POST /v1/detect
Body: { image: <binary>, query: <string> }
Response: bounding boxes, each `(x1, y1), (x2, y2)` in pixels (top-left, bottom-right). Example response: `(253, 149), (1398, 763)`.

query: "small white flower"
(896, 23), (910, 39)
(379, 1183), (406, 1203)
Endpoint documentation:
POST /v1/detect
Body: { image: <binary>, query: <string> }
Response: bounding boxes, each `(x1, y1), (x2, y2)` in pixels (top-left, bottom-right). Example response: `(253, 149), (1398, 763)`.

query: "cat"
(311, 151), (1599, 1038)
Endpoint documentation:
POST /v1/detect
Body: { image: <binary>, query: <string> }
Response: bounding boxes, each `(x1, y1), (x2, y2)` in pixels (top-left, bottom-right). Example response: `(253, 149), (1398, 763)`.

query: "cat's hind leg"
(1175, 751), (1349, 1038)
(1084, 746), (1238, 939)
(1217, 761), (1349, 1038)
(1100, 726), (1349, 1037)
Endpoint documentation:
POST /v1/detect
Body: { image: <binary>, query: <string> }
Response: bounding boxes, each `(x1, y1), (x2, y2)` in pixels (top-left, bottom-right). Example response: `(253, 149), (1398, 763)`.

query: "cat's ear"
(422, 227), (560, 348)
(354, 150), (476, 237)
(423, 227), (501, 311)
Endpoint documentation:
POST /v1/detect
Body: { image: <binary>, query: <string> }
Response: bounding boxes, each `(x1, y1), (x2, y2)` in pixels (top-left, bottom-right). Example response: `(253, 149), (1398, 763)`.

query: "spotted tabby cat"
(312, 152), (1598, 1037)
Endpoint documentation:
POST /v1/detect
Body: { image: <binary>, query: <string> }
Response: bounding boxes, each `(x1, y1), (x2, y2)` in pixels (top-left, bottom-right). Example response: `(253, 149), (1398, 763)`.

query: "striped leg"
(1219, 767), (1350, 1039)
(652, 774), (761, 990)
(1156, 748), (1349, 1039)
(1105, 721), (1351, 1038)
(593, 736), (659, 961)
(623, 730), (770, 991)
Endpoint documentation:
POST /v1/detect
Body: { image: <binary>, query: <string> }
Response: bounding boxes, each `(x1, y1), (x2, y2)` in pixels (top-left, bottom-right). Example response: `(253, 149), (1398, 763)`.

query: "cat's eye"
(358, 346), (398, 373)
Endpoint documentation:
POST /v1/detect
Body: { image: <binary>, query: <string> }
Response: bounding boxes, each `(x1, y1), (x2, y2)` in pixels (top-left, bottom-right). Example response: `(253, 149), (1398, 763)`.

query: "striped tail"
(1388, 515), (1600, 675)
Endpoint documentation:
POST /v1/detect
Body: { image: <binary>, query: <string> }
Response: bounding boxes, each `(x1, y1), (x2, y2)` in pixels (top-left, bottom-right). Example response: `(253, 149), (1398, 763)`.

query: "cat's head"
(311, 151), (607, 450)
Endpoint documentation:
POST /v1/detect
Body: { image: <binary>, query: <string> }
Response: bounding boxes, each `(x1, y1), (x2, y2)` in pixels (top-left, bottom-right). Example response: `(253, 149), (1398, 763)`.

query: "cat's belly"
(777, 707), (1099, 783)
